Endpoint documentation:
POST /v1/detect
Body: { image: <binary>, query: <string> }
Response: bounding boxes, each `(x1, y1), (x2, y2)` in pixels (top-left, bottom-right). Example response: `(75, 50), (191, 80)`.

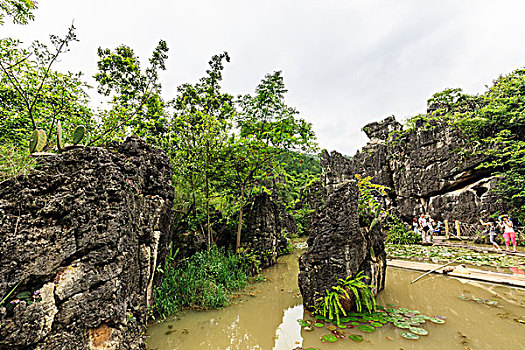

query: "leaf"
(400, 331), (420, 340)
(359, 324), (375, 333)
(348, 334), (364, 342)
(321, 334), (338, 343)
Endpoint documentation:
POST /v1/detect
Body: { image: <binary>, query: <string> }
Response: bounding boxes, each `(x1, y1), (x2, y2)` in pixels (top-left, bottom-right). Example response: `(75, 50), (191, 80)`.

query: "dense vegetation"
(0, 5), (320, 316)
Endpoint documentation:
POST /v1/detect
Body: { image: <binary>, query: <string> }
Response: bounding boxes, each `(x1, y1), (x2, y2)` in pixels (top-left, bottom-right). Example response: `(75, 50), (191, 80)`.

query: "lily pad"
(409, 327), (428, 336)
(303, 326), (314, 332)
(314, 323), (325, 328)
(321, 334), (338, 343)
(350, 322), (360, 326)
(349, 334), (364, 342)
(430, 318), (445, 324)
(370, 322), (383, 328)
(338, 324), (347, 329)
(408, 310), (421, 314)
(393, 321), (411, 329)
(387, 303), (397, 307)
(326, 325), (337, 331)
(400, 331), (420, 340)
(359, 324), (375, 333)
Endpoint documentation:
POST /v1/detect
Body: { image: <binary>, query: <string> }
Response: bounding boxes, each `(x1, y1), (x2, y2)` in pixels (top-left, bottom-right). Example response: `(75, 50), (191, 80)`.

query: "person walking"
(501, 215), (517, 252)
(480, 217), (501, 251)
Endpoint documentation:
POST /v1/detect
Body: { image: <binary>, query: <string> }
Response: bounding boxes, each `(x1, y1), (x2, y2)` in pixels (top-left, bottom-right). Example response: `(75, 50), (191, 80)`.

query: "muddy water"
(147, 249), (525, 350)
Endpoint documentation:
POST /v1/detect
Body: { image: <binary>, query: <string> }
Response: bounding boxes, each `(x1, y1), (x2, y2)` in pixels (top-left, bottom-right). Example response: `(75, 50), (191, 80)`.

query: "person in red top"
(501, 215), (517, 252)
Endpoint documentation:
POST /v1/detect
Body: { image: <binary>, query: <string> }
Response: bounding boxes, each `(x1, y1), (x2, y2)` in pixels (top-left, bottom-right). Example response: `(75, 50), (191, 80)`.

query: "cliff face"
(353, 116), (503, 223)
(0, 137), (174, 350)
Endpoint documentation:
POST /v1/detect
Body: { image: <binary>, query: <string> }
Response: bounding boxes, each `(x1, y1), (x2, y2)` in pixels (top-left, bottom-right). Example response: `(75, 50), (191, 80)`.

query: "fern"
(314, 271), (378, 324)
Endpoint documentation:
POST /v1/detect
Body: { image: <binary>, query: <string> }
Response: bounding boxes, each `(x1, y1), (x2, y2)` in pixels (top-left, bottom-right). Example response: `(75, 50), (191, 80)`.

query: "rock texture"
(298, 174), (386, 310)
(0, 136), (173, 350)
(242, 193), (297, 268)
(352, 116), (505, 223)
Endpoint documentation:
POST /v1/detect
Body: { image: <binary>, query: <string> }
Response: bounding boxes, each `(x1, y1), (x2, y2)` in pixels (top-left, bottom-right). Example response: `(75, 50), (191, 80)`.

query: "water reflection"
(273, 305), (303, 349)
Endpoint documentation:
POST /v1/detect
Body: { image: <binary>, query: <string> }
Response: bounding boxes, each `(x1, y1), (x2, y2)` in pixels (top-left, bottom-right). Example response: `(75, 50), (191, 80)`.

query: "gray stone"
(0, 136), (173, 349)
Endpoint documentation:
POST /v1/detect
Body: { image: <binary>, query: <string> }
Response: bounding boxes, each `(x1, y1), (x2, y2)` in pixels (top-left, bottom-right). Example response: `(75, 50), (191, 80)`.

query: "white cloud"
(3, 0), (525, 155)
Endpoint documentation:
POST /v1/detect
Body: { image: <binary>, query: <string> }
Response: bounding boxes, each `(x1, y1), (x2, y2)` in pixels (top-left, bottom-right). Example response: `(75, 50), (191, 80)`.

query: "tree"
(169, 52), (235, 251)
(0, 0), (37, 25)
(231, 71), (317, 250)
(91, 40), (169, 145)
(0, 25), (93, 148)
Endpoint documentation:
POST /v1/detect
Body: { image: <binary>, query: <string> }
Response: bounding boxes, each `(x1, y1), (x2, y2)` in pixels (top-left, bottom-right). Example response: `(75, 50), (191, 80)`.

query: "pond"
(146, 248), (525, 349)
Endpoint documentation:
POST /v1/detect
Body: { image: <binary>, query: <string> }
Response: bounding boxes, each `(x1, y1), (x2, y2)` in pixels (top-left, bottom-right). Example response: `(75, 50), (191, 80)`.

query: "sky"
(3, 0), (525, 155)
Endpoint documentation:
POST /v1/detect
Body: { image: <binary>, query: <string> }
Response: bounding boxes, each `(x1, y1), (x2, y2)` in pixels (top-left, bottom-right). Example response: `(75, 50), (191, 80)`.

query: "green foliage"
(0, 27), (94, 149)
(385, 215), (420, 244)
(337, 271), (377, 314)
(355, 174), (388, 228)
(0, 143), (35, 181)
(92, 40), (169, 145)
(314, 271), (377, 325)
(0, 0), (37, 25)
(153, 245), (252, 318)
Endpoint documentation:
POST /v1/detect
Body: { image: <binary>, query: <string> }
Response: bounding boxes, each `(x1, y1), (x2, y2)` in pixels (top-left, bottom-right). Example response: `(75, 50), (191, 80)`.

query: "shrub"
(385, 215), (420, 244)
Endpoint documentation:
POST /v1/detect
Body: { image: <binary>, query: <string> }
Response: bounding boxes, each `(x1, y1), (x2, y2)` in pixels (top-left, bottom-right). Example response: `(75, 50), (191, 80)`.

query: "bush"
(385, 215), (420, 244)
(153, 245), (253, 318)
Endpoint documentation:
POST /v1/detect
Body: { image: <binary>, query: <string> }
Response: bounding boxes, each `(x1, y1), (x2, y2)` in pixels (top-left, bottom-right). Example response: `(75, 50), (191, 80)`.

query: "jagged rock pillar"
(298, 180), (386, 310)
(0, 136), (174, 349)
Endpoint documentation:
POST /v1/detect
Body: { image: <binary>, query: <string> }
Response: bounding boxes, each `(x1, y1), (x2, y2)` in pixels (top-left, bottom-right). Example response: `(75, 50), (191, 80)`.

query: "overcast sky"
(3, 0), (525, 155)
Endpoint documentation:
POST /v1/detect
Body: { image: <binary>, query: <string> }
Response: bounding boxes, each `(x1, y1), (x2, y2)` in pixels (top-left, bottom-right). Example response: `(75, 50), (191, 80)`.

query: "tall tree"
(231, 71), (317, 250)
(169, 52), (234, 251)
(0, 0), (37, 25)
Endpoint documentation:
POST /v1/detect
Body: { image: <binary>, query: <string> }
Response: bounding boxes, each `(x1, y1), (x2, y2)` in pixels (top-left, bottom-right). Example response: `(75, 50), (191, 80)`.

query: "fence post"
(445, 219), (449, 239)
(456, 221), (461, 238)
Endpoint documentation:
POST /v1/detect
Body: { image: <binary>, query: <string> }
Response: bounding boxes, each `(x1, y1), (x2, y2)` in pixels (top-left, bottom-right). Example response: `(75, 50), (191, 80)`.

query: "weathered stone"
(352, 116), (505, 223)
(0, 136), (173, 349)
(298, 179), (386, 310)
(242, 193), (296, 268)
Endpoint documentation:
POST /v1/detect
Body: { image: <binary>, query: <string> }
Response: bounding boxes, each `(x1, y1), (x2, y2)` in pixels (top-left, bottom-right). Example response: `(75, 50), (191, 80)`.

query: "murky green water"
(147, 249), (525, 349)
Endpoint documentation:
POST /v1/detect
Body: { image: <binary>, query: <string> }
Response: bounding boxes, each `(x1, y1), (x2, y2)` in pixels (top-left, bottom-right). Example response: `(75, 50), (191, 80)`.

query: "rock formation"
(353, 116), (504, 223)
(298, 154), (386, 309)
(0, 136), (174, 350)
(242, 193), (297, 268)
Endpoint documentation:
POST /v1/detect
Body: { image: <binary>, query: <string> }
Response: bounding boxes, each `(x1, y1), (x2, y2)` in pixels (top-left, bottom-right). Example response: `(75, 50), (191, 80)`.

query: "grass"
(152, 245), (254, 319)
(0, 144), (36, 182)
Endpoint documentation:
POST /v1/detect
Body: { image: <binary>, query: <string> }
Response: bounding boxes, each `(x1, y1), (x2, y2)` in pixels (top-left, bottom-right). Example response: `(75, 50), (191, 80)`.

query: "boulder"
(0, 136), (173, 349)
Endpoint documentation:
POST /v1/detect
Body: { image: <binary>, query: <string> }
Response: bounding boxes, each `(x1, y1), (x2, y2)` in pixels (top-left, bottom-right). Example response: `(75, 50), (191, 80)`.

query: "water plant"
(72, 125), (86, 145)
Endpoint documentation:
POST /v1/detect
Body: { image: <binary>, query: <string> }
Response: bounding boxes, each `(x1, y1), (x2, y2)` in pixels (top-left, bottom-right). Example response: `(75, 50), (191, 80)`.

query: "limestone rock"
(242, 193), (296, 268)
(298, 180), (386, 310)
(0, 136), (173, 349)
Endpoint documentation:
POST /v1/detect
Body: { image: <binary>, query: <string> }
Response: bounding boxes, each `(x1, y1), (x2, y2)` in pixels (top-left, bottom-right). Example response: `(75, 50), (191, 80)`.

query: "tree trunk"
(236, 184), (245, 252)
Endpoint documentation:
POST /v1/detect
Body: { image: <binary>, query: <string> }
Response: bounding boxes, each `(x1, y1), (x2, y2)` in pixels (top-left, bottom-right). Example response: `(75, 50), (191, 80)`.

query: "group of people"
(411, 212), (519, 252)
(480, 215), (518, 252)
(412, 213), (443, 243)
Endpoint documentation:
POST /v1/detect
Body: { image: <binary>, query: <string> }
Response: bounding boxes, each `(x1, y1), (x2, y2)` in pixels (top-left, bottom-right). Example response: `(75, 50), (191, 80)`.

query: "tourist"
(412, 218), (419, 235)
(501, 215), (517, 252)
(418, 214), (429, 242)
(480, 217), (501, 251)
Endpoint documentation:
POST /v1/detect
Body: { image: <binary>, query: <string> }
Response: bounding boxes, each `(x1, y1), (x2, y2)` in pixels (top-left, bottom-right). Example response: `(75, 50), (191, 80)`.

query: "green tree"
(0, 0), (37, 25)
(168, 52), (235, 251)
(91, 40), (169, 145)
(231, 71), (317, 250)
(0, 25), (93, 148)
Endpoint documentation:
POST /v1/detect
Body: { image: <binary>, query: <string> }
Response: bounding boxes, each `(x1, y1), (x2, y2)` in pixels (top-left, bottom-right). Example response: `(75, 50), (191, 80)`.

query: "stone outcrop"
(298, 171), (386, 310)
(242, 193), (297, 268)
(352, 116), (505, 223)
(0, 136), (173, 350)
